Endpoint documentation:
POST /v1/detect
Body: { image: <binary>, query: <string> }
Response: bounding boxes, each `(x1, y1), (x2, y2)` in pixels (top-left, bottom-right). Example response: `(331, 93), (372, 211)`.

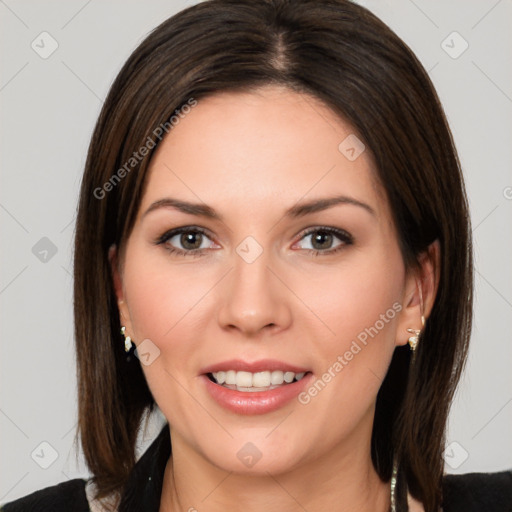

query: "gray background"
(1, 0), (511, 505)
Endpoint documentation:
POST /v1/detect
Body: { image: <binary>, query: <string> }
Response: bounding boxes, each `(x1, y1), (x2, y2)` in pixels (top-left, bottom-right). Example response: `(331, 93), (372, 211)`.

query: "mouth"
(199, 359), (313, 415)
(206, 369), (310, 392)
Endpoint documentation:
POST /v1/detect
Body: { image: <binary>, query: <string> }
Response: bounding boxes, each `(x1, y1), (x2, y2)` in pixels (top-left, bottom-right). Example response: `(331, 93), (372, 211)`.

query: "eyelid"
(155, 225), (214, 245)
(154, 225), (220, 257)
(292, 226), (353, 252)
(155, 225), (353, 256)
(296, 225), (353, 242)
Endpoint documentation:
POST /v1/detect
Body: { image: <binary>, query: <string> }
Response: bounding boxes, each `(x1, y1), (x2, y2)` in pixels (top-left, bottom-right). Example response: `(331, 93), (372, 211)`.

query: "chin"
(198, 434), (308, 476)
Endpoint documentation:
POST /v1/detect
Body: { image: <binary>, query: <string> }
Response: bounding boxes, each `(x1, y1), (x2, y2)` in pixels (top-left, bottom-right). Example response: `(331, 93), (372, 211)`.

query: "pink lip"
(200, 359), (310, 374)
(200, 372), (314, 415)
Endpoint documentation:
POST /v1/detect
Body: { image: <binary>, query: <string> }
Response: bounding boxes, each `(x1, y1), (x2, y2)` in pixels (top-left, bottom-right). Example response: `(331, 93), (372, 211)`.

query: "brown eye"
(310, 231), (334, 250)
(156, 226), (216, 256)
(180, 231), (204, 250)
(295, 227), (353, 254)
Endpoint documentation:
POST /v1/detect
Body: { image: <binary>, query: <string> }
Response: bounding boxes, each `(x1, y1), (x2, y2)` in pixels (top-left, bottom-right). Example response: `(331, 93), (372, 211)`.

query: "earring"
(406, 314), (425, 351)
(406, 328), (421, 351)
(407, 280), (426, 352)
(120, 326), (133, 352)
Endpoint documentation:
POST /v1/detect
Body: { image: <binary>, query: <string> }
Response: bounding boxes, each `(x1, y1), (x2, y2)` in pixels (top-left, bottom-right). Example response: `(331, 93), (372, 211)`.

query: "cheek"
(305, 248), (404, 343)
(121, 246), (217, 391)
(123, 243), (207, 338)
(120, 246), (213, 422)
(297, 243), (405, 410)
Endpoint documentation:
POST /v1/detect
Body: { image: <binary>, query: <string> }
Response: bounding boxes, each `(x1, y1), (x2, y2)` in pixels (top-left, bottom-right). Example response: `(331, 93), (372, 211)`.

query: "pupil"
(181, 232), (202, 250)
(312, 231), (332, 250)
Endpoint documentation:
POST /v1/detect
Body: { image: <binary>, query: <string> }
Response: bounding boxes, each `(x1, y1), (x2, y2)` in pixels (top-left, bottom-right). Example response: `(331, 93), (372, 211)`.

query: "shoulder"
(1, 478), (89, 512)
(442, 469), (512, 511)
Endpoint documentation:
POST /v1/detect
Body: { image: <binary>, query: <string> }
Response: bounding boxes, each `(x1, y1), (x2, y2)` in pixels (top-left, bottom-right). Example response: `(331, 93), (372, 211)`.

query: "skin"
(110, 85), (438, 512)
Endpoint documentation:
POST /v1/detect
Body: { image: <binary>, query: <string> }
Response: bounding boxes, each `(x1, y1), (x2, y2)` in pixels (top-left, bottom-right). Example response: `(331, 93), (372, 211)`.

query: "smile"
(200, 359), (313, 415)
(208, 370), (307, 391)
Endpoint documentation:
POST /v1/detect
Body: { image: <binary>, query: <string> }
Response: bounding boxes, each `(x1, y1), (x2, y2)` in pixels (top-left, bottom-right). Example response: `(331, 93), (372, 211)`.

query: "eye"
(294, 227), (353, 255)
(156, 226), (218, 256)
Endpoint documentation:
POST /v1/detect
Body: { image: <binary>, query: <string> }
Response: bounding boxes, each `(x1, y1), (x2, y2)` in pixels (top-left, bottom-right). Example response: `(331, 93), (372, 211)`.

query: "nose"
(216, 250), (292, 337)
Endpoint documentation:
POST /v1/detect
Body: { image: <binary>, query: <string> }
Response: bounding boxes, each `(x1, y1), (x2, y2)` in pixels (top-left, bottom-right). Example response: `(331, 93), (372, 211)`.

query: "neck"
(160, 421), (391, 512)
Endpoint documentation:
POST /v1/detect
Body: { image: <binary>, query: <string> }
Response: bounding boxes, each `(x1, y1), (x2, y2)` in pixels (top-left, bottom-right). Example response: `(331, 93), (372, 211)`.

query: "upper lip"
(200, 359), (310, 375)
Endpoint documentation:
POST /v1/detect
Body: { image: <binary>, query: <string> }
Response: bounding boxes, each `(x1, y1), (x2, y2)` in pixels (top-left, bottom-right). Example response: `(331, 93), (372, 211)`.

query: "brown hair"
(73, 1), (473, 510)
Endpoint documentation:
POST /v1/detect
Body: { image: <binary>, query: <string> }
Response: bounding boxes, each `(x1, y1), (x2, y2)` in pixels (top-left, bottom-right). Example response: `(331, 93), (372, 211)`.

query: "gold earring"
(407, 279), (426, 352)
(406, 312), (425, 351)
(406, 328), (421, 351)
(120, 326), (133, 352)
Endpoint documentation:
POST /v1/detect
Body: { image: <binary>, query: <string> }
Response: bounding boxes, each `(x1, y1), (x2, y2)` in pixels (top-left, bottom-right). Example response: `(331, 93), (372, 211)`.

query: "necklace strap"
(390, 457), (399, 512)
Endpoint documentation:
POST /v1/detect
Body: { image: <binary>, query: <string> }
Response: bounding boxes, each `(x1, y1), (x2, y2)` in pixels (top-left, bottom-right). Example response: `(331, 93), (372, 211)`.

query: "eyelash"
(294, 226), (353, 256)
(155, 226), (353, 258)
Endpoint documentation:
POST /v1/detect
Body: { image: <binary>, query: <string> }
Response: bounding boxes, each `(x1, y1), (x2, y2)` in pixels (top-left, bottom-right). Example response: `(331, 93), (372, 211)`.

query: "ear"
(108, 244), (133, 332)
(395, 239), (440, 347)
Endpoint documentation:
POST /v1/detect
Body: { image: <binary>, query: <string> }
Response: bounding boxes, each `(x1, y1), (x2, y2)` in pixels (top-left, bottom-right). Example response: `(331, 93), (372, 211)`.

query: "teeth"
(225, 370), (236, 385)
(236, 371), (253, 387)
(271, 370), (284, 385)
(211, 370), (307, 389)
(253, 371), (270, 387)
(284, 371), (295, 383)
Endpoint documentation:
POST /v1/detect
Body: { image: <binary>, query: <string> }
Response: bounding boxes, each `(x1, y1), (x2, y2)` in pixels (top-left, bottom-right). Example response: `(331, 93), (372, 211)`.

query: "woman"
(2, 0), (511, 511)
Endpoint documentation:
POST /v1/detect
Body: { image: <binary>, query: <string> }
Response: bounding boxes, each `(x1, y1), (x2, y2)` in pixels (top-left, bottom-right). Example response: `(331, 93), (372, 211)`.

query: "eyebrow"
(286, 195), (375, 218)
(143, 195), (376, 220)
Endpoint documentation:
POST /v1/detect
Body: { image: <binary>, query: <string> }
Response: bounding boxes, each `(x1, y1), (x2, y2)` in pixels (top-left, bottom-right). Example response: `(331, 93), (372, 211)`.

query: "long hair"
(73, 1), (473, 510)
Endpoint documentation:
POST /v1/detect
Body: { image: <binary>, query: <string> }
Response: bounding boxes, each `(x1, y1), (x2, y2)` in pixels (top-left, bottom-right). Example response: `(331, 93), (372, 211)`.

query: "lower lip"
(201, 373), (313, 415)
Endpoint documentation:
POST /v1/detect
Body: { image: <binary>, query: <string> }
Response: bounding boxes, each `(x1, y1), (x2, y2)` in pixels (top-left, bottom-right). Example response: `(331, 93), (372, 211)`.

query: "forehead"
(139, 85), (387, 221)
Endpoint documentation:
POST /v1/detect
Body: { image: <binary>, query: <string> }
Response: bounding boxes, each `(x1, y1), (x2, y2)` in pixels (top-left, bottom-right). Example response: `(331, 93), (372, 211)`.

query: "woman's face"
(112, 85), (421, 475)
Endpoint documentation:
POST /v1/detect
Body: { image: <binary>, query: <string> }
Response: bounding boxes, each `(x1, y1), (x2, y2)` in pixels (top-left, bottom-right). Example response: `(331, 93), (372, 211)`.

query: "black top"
(2, 422), (511, 511)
